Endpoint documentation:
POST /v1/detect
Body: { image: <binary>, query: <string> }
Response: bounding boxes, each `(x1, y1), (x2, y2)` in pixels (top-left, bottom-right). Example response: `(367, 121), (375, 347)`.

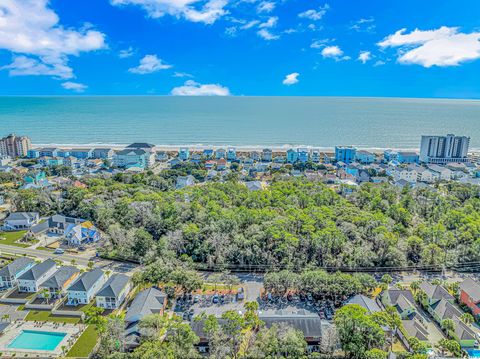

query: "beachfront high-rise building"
(419, 134), (470, 164)
(0, 134), (31, 158)
(335, 146), (357, 164)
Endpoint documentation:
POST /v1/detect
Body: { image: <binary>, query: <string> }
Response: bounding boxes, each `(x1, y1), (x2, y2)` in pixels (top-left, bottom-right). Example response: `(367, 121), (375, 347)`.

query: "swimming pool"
(467, 349), (480, 358)
(7, 330), (67, 351)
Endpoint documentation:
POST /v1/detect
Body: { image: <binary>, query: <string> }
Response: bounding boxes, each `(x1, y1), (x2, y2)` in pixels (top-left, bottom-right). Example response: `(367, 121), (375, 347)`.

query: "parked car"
(237, 287), (244, 301)
(54, 248), (65, 254)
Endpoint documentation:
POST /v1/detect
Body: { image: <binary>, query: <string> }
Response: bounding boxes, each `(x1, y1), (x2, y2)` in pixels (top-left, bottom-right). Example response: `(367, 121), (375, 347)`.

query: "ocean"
(1, 96), (479, 150)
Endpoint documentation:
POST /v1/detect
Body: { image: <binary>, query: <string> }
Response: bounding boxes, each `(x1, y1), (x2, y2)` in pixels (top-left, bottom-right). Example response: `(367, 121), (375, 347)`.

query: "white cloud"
(119, 47), (135, 58)
(259, 16), (278, 29)
(0, 0), (106, 79)
(173, 71), (193, 77)
(378, 26), (480, 67)
(310, 38), (331, 49)
(111, 0), (228, 25)
(128, 54), (172, 74)
(282, 72), (299, 85)
(171, 80), (230, 96)
(241, 20), (260, 30)
(257, 1), (275, 13)
(350, 18), (375, 33)
(61, 81), (88, 92)
(298, 4), (329, 21)
(358, 51), (371, 64)
(321, 45), (343, 58)
(257, 29), (279, 40)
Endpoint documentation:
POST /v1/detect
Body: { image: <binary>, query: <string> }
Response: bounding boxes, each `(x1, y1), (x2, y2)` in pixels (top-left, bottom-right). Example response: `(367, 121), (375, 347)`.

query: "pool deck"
(0, 321), (83, 357)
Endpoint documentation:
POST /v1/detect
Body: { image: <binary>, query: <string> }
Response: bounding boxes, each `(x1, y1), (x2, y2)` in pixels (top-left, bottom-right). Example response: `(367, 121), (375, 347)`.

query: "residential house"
(402, 319), (429, 342)
(64, 221), (100, 246)
(39, 148), (59, 157)
(382, 290), (418, 319)
(397, 151), (419, 164)
(335, 146), (357, 164)
(419, 282), (454, 309)
(39, 156), (64, 167)
(125, 287), (167, 348)
(227, 147), (237, 161)
(39, 266), (80, 299)
(262, 148), (273, 162)
(67, 268), (106, 306)
(427, 164), (452, 181)
(286, 149), (298, 164)
(459, 278), (480, 318)
(56, 149), (71, 158)
(414, 166), (438, 183)
(216, 158), (227, 170)
(27, 149), (40, 158)
(176, 175), (195, 189)
(244, 181), (265, 191)
(355, 150), (376, 164)
(311, 150), (320, 163)
(394, 168), (417, 183)
(92, 148), (114, 159)
(215, 148), (226, 159)
(17, 259), (57, 293)
(178, 147), (190, 161)
(345, 294), (381, 314)
(0, 257), (35, 289)
(205, 160), (216, 170)
(250, 151), (260, 161)
(203, 149), (214, 158)
(95, 274), (131, 309)
(3, 212), (39, 231)
(29, 214), (84, 237)
(114, 149), (151, 169)
(297, 148), (309, 163)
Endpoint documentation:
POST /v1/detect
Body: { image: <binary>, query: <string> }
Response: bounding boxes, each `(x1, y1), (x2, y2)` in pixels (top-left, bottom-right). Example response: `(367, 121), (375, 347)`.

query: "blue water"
(7, 330), (66, 351)
(467, 349), (480, 358)
(1, 96), (480, 149)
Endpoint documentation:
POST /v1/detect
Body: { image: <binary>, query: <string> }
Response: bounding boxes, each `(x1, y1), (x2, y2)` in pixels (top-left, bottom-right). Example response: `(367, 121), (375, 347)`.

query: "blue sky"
(1, 0), (480, 97)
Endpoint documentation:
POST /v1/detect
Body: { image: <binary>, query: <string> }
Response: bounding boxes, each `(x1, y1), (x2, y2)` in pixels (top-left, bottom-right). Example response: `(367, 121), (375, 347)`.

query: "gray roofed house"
(17, 259), (57, 292)
(3, 212), (39, 230)
(382, 290), (418, 320)
(460, 278), (480, 303)
(0, 257), (36, 288)
(454, 317), (476, 342)
(345, 294), (381, 314)
(431, 298), (463, 323)
(40, 266), (80, 298)
(67, 268), (106, 306)
(96, 274), (131, 309)
(402, 319), (429, 341)
(126, 143), (155, 150)
(30, 214), (84, 236)
(124, 287), (167, 348)
(419, 282), (454, 303)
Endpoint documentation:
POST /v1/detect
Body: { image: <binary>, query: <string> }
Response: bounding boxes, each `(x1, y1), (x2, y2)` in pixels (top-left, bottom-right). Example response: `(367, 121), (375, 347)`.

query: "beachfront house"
(39, 148), (59, 157)
(17, 259), (57, 293)
(262, 148), (273, 162)
(92, 148), (114, 159)
(95, 274), (131, 309)
(227, 147), (237, 161)
(70, 148), (93, 159)
(0, 257), (36, 289)
(215, 148), (226, 159)
(39, 266), (80, 299)
(297, 148), (309, 163)
(64, 221), (101, 246)
(125, 287), (167, 348)
(459, 278), (480, 319)
(397, 152), (419, 164)
(355, 150), (375, 164)
(286, 149), (298, 164)
(114, 149), (150, 169)
(178, 147), (190, 161)
(3, 212), (39, 231)
(67, 268), (106, 306)
(335, 146), (357, 164)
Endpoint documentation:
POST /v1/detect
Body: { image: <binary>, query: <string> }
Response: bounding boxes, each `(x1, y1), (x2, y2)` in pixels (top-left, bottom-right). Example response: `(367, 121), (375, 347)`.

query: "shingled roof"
(125, 287), (166, 323)
(18, 259), (56, 281)
(459, 278), (480, 303)
(41, 266), (79, 290)
(67, 268), (104, 292)
(0, 257), (35, 278)
(96, 274), (129, 298)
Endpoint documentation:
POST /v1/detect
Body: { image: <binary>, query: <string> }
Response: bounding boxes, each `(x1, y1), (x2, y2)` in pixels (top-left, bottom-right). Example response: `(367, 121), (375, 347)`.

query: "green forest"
(9, 172), (480, 271)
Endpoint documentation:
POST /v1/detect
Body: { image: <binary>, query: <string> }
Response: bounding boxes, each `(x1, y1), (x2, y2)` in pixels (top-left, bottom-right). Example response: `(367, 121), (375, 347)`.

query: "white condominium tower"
(419, 134), (470, 164)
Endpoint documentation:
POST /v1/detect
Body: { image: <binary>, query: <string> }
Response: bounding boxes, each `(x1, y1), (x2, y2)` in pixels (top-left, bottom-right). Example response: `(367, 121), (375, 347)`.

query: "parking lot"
(174, 291), (246, 320)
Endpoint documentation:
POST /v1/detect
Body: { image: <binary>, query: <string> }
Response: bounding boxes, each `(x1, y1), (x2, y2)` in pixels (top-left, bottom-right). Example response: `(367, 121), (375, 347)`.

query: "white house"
(0, 257), (36, 289)
(3, 212), (39, 231)
(17, 259), (57, 293)
(394, 168), (417, 183)
(414, 166), (438, 183)
(95, 274), (131, 309)
(67, 268), (106, 306)
(428, 164), (452, 181)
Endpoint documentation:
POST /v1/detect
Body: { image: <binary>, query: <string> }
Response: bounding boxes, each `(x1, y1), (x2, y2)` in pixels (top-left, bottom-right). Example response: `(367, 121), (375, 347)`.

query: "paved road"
(0, 243), (133, 272)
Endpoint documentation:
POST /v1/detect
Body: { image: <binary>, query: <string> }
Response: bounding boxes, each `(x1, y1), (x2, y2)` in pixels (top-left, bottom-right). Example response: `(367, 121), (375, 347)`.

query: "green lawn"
(66, 325), (99, 358)
(0, 231), (38, 247)
(25, 309), (80, 324)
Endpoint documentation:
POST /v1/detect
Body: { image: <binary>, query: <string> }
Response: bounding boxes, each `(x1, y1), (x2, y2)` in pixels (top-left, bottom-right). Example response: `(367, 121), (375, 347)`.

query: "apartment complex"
(0, 134), (31, 157)
(420, 134), (470, 164)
